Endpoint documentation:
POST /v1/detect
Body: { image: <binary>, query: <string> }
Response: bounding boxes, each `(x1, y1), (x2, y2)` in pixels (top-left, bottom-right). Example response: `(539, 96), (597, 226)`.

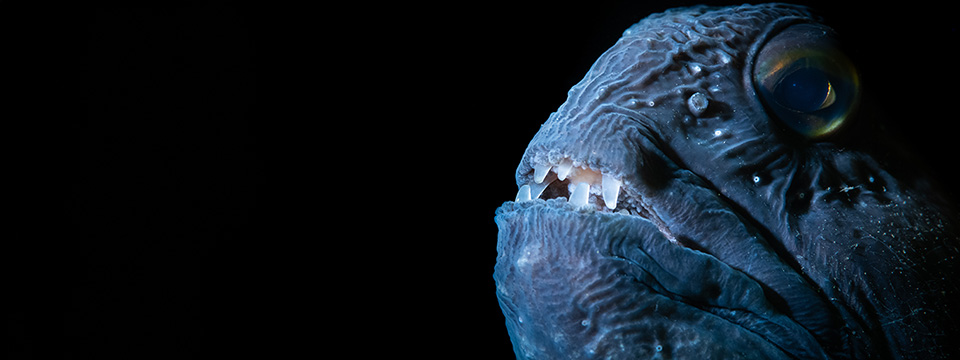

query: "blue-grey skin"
(494, 3), (960, 359)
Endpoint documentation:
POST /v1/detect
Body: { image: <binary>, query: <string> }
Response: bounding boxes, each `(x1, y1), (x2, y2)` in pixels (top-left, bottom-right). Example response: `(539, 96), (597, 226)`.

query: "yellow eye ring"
(754, 24), (860, 138)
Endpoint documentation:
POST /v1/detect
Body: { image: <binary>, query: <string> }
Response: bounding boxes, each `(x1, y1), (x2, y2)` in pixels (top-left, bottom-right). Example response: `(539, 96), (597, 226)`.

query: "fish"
(493, 3), (960, 359)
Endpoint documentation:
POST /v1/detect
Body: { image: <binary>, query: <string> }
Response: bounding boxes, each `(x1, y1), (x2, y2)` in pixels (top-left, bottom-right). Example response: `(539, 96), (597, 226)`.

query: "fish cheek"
(494, 203), (802, 359)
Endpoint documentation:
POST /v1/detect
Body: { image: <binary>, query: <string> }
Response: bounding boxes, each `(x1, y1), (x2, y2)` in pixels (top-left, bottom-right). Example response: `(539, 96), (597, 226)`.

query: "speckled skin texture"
(495, 4), (960, 359)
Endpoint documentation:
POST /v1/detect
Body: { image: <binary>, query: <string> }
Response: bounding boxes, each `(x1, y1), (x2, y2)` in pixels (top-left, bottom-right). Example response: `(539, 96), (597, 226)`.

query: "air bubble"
(581, 320), (590, 327)
(656, 345), (663, 352)
(753, 175), (761, 184)
(687, 92), (709, 116)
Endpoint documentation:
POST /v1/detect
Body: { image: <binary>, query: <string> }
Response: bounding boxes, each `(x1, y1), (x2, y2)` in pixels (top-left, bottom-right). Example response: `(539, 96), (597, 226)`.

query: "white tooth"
(569, 182), (590, 207)
(601, 174), (621, 210)
(556, 159), (574, 181)
(515, 185), (531, 202)
(529, 179), (551, 200)
(533, 164), (551, 184)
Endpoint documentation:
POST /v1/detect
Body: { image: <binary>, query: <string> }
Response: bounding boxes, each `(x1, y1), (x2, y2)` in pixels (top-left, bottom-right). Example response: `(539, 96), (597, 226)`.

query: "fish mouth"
(510, 157), (677, 244)
(495, 148), (838, 358)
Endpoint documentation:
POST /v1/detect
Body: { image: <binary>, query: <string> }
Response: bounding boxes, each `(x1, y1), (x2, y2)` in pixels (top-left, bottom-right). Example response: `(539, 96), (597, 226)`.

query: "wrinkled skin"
(494, 4), (960, 359)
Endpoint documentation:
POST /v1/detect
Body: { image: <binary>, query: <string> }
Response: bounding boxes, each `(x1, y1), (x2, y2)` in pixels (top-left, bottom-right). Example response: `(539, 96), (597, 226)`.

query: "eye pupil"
(775, 67), (835, 112)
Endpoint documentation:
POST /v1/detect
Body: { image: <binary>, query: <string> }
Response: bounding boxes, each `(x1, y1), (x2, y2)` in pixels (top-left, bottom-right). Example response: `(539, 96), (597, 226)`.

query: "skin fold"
(494, 3), (960, 359)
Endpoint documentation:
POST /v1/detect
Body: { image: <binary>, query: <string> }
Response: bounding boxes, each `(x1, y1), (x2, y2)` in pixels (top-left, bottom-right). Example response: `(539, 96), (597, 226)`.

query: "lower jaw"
(494, 199), (828, 359)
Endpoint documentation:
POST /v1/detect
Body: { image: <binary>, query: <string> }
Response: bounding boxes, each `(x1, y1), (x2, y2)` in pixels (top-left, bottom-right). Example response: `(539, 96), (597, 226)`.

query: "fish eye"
(754, 24), (859, 138)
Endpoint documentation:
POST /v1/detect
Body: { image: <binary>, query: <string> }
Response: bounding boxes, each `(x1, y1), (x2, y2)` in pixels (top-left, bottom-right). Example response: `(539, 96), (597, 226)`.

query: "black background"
(13, 1), (957, 358)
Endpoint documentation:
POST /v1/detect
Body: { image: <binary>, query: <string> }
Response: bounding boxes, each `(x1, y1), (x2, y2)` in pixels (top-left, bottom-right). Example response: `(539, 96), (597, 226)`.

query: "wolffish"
(494, 3), (960, 359)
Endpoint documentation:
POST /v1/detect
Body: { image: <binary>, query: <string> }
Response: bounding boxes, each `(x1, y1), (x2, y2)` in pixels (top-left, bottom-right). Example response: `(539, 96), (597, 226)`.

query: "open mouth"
(512, 156), (677, 243)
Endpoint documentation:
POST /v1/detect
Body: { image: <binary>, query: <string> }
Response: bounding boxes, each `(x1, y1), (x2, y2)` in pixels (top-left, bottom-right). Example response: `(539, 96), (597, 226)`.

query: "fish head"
(496, 3), (960, 359)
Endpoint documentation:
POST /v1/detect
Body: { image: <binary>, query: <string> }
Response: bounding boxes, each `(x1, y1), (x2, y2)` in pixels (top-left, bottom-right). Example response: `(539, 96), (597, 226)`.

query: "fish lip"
(514, 110), (659, 190)
(496, 197), (656, 228)
(493, 195), (828, 359)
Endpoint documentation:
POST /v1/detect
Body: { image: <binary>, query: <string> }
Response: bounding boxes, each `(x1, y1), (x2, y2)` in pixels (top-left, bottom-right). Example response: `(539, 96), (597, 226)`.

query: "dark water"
(19, 1), (956, 359)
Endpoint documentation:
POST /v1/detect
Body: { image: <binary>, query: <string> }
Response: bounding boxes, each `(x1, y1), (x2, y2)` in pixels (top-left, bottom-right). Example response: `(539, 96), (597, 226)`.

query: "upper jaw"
(510, 114), (665, 219)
